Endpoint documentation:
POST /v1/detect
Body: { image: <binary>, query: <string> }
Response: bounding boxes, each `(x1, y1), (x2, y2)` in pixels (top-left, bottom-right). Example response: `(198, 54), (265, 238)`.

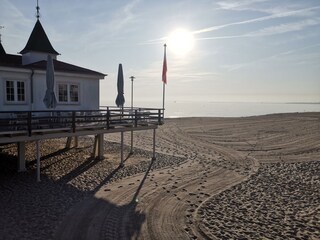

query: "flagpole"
(162, 80), (165, 111)
(162, 44), (167, 118)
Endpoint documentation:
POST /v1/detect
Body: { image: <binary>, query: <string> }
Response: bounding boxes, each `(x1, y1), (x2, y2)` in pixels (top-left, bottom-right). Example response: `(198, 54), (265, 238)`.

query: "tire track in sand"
(55, 118), (258, 239)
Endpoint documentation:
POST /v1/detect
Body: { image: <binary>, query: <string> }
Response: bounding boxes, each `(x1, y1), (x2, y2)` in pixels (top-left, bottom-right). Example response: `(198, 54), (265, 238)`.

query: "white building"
(0, 19), (105, 112)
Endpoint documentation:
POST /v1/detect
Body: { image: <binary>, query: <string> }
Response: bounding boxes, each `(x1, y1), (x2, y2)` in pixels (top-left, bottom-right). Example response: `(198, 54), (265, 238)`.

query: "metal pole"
(130, 76), (135, 109)
(162, 44), (167, 119)
(152, 128), (156, 161)
(36, 140), (41, 182)
(162, 82), (165, 118)
(130, 76), (135, 154)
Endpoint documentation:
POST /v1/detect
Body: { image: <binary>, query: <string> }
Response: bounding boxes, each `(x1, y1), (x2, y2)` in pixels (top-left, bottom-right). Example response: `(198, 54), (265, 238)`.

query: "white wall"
(0, 68), (31, 111)
(0, 67), (102, 112)
(22, 52), (57, 65)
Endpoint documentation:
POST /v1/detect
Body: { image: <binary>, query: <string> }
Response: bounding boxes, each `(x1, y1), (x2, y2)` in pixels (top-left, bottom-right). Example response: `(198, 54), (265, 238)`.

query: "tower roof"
(20, 20), (59, 55)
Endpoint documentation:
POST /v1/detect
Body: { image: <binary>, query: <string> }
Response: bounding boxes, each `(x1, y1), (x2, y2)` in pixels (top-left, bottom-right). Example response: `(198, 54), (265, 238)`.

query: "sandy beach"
(0, 112), (319, 239)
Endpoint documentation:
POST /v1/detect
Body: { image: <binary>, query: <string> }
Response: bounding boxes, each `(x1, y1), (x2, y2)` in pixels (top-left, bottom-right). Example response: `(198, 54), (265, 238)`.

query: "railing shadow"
(125, 157), (155, 239)
(30, 145), (94, 172)
(57, 156), (104, 184)
(54, 155), (155, 240)
(27, 148), (70, 169)
(0, 136), (157, 240)
(130, 157), (154, 204)
(0, 151), (150, 240)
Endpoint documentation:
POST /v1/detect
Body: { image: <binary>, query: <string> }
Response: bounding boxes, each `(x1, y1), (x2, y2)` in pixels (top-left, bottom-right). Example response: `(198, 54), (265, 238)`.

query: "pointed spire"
(20, 20), (59, 55)
(20, 1), (59, 55)
(36, 0), (40, 20)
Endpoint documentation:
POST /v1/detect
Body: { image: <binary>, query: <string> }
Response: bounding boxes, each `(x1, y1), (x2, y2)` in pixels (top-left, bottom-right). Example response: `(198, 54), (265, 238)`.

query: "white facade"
(0, 66), (101, 112)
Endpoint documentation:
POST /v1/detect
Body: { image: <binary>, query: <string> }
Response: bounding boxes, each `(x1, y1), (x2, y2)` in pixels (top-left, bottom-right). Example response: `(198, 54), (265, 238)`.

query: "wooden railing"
(0, 107), (164, 137)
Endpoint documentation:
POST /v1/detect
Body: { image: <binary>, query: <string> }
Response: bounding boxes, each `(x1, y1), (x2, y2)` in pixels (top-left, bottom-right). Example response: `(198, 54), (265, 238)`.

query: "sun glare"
(167, 29), (195, 56)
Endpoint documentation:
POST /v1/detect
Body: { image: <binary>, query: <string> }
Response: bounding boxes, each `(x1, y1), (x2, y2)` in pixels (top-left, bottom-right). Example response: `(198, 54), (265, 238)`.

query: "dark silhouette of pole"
(162, 44), (167, 119)
(130, 76), (135, 109)
(36, 0), (40, 19)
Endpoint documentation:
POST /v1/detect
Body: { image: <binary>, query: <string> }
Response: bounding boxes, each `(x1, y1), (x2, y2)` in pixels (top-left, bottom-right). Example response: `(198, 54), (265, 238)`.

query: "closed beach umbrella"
(43, 55), (57, 108)
(115, 63), (125, 107)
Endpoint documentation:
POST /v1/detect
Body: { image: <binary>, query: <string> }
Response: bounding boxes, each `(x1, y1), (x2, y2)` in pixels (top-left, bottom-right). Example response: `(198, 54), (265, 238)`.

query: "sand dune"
(0, 112), (319, 239)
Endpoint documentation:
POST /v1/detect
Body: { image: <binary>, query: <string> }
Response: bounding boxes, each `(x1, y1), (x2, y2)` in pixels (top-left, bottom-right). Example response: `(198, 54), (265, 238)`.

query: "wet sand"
(0, 112), (319, 239)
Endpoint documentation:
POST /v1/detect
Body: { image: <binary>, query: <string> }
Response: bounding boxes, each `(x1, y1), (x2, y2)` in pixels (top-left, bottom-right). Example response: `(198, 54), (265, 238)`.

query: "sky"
(1, 0), (320, 108)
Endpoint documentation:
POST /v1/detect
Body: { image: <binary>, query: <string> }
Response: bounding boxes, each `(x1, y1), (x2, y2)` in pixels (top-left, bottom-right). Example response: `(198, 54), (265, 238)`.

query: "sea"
(136, 101), (320, 118)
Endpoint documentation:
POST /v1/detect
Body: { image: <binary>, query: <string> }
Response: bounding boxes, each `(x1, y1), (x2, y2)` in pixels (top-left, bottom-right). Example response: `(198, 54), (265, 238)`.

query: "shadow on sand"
(54, 155), (154, 240)
(0, 145), (153, 240)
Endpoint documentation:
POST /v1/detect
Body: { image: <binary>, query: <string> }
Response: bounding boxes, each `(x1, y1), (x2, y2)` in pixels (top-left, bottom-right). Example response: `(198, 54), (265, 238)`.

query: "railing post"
(158, 109), (162, 125)
(134, 110), (138, 127)
(72, 111), (76, 133)
(106, 107), (110, 129)
(27, 111), (32, 136)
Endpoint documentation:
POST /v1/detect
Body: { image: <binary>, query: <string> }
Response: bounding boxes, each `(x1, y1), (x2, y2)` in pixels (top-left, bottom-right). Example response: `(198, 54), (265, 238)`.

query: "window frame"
(4, 79), (27, 104)
(57, 82), (80, 105)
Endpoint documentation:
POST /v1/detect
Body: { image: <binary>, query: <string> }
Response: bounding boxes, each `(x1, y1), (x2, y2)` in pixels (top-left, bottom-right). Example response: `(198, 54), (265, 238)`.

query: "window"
(5, 80), (26, 103)
(70, 84), (79, 102)
(17, 81), (25, 101)
(58, 84), (68, 102)
(57, 83), (80, 104)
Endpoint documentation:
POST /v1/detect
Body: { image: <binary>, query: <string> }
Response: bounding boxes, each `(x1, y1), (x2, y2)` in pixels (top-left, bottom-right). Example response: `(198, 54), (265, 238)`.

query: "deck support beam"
(17, 142), (26, 172)
(74, 136), (79, 148)
(66, 137), (72, 149)
(65, 136), (79, 149)
(92, 134), (104, 159)
(97, 134), (104, 159)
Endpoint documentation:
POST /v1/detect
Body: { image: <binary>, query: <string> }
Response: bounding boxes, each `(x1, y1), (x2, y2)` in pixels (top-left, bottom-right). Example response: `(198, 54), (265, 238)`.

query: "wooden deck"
(0, 107), (164, 144)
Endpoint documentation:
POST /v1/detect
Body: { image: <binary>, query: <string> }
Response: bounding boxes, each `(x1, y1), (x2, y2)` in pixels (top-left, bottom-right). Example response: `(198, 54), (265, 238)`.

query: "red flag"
(162, 45), (167, 84)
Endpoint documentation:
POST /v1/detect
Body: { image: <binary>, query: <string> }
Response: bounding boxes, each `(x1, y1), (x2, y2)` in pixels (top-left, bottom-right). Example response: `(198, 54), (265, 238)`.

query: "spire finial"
(36, 0), (40, 20)
(0, 26), (4, 43)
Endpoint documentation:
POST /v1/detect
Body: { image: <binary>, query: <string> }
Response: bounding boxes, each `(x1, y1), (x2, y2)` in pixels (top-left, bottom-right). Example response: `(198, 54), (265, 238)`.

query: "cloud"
(216, 0), (268, 10)
(144, 4), (320, 45)
(247, 18), (320, 37)
(106, 0), (141, 34)
(192, 5), (320, 34)
(216, 0), (319, 17)
(221, 43), (320, 71)
(0, 0), (28, 21)
(197, 17), (320, 41)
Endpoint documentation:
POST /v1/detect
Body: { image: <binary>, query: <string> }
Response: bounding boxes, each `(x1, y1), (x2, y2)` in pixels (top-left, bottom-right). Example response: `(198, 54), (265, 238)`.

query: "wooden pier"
(0, 107), (164, 181)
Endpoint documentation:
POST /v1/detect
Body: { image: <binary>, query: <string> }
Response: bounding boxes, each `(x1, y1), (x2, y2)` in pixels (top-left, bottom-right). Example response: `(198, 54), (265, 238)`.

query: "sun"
(167, 28), (195, 56)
